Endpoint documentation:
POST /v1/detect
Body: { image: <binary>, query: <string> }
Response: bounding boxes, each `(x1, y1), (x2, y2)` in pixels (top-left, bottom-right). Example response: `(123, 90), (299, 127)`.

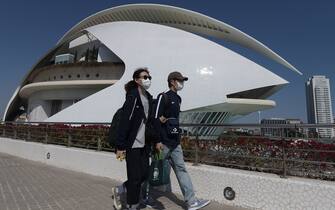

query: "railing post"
(282, 143), (287, 178)
(97, 137), (102, 151)
(44, 125), (48, 144)
(97, 126), (102, 151)
(27, 127), (31, 141)
(317, 129), (320, 141)
(2, 126), (5, 137)
(67, 127), (72, 147)
(193, 126), (199, 166)
(13, 124), (17, 139)
(281, 128), (287, 178)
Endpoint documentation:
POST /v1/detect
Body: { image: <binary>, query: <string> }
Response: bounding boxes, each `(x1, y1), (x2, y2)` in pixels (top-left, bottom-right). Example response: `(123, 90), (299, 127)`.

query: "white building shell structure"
(4, 4), (301, 137)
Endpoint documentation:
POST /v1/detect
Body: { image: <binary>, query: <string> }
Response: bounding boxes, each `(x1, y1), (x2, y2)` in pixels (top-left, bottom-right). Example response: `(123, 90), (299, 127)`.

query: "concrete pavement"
(0, 152), (246, 210)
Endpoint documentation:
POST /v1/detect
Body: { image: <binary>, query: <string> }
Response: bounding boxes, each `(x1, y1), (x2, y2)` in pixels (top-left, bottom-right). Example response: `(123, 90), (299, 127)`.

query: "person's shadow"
(109, 185), (186, 209)
(146, 186), (186, 209)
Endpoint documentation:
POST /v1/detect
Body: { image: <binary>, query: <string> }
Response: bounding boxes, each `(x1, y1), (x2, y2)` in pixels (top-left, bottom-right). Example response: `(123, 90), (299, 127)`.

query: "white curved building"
(4, 4), (301, 135)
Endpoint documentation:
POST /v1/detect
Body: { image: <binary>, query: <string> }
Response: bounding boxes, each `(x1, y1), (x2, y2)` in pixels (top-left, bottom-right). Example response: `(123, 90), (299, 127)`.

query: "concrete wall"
(27, 98), (51, 121)
(1, 137), (335, 210)
(27, 88), (102, 121)
(97, 45), (122, 63)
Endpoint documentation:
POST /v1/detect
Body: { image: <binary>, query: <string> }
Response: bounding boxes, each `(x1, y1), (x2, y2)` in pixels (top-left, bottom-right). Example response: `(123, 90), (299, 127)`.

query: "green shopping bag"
(149, 151), (170, 186)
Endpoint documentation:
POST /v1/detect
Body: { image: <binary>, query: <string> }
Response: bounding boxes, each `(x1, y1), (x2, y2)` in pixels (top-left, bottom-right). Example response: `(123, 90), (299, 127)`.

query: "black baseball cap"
(168, 71), (188, 82)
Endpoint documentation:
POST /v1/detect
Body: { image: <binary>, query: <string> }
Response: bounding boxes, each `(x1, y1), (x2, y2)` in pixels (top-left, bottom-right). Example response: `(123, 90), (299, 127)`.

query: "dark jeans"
(125, 147), (149, 205)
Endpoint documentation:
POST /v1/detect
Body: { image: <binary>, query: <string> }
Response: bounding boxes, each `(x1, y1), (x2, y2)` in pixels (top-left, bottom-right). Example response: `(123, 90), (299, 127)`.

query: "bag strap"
(159, 92), (171, 117)
(162, 92), (169, 107)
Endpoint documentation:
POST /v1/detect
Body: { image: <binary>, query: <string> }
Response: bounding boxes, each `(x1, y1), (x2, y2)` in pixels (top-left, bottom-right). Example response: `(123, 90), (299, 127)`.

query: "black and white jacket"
(116, 87), (153, 150)
(154, 90), (182, 149)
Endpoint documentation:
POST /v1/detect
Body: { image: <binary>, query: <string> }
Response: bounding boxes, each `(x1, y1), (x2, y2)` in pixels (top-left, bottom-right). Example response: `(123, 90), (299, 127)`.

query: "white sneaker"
(127, 203), (139, 210)
(111, 186), (122, 210)
(187, 199), (210, 210)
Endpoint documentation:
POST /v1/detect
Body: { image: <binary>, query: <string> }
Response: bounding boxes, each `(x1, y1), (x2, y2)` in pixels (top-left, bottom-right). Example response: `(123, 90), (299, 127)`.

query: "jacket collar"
(127, 87), (153, 101)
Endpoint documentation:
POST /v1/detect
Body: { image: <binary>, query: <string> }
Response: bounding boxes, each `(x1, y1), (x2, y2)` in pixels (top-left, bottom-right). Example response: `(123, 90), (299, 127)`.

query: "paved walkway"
(0, 152), (246, 210)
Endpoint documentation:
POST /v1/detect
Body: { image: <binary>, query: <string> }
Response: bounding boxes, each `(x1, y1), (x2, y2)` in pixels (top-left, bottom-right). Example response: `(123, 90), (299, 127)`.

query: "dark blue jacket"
(116, 87), (153, 150)
(154, 90), (182, 149)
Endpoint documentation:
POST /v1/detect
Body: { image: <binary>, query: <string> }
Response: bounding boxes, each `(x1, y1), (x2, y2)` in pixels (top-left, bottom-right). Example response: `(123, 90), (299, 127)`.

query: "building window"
(60, 75), (63, 79)
(77, 74), (80, 78)
(68, 75), (72, 79)
(54, 76), (56, 80)
(95, 73), (100, 78)
(51, 100), (62, 116)
(86, 74), (90, 78)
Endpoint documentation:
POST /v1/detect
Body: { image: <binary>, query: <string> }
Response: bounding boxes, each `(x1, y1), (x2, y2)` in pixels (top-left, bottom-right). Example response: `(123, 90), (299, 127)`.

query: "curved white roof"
(58, 3), (301, 74)
(184, 98), (276, 115)
(19, 80), (117, 98)
(46, 21), (288, 122)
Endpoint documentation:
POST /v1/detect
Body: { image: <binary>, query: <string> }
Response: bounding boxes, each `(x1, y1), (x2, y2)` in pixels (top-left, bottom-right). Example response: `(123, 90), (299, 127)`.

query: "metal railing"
(1, 121), (334, 181)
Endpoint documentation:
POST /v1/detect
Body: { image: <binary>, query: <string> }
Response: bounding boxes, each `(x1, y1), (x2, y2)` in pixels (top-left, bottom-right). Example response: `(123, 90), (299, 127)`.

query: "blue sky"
(0, 0), (334, 122)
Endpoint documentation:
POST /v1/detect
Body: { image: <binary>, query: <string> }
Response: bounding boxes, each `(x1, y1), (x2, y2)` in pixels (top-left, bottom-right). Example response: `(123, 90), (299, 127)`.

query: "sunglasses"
(139, 75), (152, 80)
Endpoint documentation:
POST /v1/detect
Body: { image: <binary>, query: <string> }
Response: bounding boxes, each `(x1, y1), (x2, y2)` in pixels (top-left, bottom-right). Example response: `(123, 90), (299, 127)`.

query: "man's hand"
(156, 142), (163, 151)
(116, 150), (126, 161)
(159, 116), (168, 123)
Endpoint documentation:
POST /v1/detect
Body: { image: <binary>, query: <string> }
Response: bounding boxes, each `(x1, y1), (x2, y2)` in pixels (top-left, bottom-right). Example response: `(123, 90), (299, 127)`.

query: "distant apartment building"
(306, 76), (334, 138)
(261, 118), (303, 137)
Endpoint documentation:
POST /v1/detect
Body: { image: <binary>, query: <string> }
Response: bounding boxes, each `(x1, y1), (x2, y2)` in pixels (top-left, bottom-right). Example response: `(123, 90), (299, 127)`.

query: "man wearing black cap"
(154, 71), (210, 210)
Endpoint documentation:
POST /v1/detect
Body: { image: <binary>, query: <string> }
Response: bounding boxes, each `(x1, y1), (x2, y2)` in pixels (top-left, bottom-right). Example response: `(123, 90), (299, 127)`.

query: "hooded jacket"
(116, 87), (153, 150)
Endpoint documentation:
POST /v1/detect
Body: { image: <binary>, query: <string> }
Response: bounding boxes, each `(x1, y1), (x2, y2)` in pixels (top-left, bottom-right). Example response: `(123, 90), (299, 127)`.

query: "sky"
(0, 0), (334, 123)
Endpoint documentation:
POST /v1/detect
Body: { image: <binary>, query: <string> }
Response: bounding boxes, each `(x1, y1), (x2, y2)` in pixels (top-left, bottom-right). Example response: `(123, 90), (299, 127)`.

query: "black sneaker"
(140, 195), (157, 209)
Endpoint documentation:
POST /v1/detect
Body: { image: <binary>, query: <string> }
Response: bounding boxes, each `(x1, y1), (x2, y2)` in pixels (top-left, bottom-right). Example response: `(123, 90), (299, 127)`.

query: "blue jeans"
(162, 144), (196, 204)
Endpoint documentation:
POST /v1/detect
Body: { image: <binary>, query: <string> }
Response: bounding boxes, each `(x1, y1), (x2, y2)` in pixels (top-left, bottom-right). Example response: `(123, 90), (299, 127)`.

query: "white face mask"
(141, 78), (151, 90)
(176, 81), (184, 91)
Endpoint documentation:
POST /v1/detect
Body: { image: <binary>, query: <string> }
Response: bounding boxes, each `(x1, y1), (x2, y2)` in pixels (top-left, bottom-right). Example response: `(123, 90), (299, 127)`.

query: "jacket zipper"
(129, 97), (137, 120)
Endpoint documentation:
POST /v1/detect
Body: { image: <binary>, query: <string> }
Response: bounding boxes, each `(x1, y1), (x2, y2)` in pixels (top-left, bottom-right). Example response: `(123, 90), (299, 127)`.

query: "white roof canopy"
(58, 3), (301, 75)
